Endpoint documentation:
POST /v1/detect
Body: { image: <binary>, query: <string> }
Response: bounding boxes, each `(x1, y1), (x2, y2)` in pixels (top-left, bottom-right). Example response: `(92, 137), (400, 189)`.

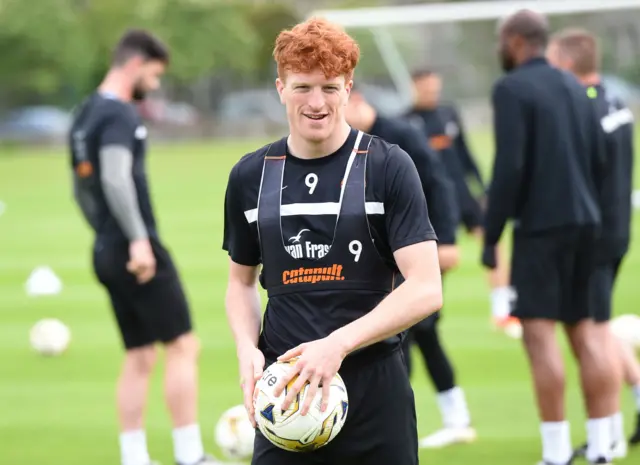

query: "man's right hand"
(127, 239), (156, 284)
(238, 345), (265, 428)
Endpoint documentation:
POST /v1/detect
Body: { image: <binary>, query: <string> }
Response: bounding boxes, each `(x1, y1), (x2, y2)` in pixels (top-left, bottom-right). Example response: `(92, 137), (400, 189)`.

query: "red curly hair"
(273, 17), (360, 81)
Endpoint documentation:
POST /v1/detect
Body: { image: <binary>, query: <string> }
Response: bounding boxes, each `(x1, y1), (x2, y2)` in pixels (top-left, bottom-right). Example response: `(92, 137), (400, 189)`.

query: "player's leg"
(93, 242), (159, 465)
(573, 259), (626, 459)
(617, 337), (640, 445)
(563, 229), (618, 464)
(411, 315), (475, 448)
(322, 350), (419, 465)
(133, 240), (216, 465)
(511, 232), (572, 465)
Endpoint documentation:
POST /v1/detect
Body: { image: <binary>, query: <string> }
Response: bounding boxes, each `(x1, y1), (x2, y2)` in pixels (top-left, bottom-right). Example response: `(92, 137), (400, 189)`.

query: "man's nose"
(307, 87), (325, 110)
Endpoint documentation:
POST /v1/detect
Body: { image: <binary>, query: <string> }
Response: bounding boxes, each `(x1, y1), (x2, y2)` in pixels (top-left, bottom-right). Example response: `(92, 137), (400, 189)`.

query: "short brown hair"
(273, 17), (360, 81)
(551, 28), (600, 75)
(112, 29), (170, 66)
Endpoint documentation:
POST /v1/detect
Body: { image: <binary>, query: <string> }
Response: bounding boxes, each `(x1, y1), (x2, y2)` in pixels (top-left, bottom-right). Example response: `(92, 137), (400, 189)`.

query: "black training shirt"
(223, 128), (436, 357)
(68, 92), (157, 242)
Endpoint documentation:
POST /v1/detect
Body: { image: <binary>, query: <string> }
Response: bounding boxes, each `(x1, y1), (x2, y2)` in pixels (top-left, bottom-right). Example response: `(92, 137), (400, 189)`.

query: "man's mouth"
(304, 113), (328, 121)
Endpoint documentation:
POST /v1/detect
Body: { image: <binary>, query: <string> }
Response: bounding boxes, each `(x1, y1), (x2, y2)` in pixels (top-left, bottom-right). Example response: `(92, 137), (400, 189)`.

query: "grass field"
(0, 128), (639, 465)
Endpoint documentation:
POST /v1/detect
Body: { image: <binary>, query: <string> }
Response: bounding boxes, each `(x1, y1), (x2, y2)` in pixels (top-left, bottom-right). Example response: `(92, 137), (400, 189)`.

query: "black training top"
(223, 127), (437, 359)
(485, 57), (606, 245)
(589, 83), (635, 259)
(68, 92), (157, 243)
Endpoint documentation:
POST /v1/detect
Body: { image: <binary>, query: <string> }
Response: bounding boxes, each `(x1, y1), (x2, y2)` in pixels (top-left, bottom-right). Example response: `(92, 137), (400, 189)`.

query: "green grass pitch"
(0, 128), (639, 465)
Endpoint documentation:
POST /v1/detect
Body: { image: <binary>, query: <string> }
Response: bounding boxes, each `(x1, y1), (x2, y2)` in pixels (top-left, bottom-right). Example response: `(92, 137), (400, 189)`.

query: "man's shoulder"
(74, 93), (138, 130)
(230, 138), (285, 181)
(437, 102), (460, 117)
(367, 132), (414, 174)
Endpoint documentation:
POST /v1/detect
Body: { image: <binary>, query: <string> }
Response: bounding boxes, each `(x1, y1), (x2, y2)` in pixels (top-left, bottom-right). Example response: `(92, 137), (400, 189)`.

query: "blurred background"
(2, 1), (640, 464)
(1, 0), (639, 145)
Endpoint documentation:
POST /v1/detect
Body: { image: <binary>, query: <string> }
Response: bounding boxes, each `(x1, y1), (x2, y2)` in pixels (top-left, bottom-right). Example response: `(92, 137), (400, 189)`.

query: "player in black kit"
(547, 27), (638, 459)
(405, 69), (517, 334)
(486, 10), (614, 465)
(345, 87), (477, 449)
(68, 30), (218, 465)
(222, 18), (443, 465)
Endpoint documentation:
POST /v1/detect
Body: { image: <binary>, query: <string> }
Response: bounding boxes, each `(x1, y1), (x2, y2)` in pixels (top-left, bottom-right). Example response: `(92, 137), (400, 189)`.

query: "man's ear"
(345, 79), (354, 106)
(275, 78), (285, 104)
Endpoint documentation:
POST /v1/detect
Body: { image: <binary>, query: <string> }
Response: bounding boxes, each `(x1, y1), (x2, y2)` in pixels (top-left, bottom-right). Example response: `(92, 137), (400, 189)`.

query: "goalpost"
(309, 0), (640, 118)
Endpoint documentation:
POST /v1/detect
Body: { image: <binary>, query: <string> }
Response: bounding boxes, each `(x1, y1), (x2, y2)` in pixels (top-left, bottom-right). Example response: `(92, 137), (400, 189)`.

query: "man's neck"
(98, 70), (133, 102)
(288, 121), (352, 160)
(576, 72), (601, 87)
(517, 49), (545, 68)
(413, 102), (437, 111)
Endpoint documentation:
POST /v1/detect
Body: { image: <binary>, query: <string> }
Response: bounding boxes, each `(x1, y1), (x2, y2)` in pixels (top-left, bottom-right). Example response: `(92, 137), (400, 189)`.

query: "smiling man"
(222, 16), (443, 465)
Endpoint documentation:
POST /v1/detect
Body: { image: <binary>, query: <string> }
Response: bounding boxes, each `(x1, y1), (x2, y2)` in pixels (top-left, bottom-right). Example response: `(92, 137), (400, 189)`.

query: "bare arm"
(331, 240), (442, 353)
(225, 260), (262, 353)
(99, 145), (148, 241)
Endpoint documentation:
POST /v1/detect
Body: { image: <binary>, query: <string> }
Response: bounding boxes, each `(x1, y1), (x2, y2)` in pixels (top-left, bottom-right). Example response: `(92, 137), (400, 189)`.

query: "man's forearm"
(99, 145), (148, 241)
(225, 281), (262, 353)
(331, 275), (442, 355)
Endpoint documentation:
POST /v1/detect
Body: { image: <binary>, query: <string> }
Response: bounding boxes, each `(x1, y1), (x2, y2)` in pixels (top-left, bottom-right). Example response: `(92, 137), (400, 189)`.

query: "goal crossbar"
(310, 0), (640, 29)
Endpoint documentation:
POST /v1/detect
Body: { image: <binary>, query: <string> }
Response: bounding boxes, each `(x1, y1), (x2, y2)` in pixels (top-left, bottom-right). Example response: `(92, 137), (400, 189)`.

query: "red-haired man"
(222, 17), (443, 465)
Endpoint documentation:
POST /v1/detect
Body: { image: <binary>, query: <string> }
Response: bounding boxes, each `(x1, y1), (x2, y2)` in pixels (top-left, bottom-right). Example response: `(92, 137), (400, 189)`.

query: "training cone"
(25, 266), (63, 297)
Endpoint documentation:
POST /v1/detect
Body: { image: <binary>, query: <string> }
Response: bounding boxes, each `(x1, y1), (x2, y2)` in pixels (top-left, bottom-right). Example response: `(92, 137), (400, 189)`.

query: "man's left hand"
(274, 335), (348, 416)
(481, 243), (497, 269)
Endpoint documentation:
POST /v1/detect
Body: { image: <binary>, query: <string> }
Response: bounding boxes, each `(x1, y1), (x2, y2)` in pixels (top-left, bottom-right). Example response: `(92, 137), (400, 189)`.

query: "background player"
(484, 10), (615, 465)
(547, 27), (636, 459)
(345, 87), (476, 449)
(222, 17), (443, 465)
(405, 69), (516, 333)
(68, 29), (218, 465)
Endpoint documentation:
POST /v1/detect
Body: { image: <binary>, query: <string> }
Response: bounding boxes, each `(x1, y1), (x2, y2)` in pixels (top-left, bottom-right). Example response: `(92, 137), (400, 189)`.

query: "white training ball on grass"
(29, 318), (71, 356)
(214, 404), (256, 460)
(610, 314), (640, 349)
(253, 359), (349, 452)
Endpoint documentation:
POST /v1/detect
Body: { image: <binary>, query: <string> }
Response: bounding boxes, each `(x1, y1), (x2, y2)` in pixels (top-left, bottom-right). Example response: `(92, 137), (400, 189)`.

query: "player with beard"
(223, 17), (443, 465)
(345, 87), (477, 449)
(68, 30), (219, 465)
(485, 10), (614, 465)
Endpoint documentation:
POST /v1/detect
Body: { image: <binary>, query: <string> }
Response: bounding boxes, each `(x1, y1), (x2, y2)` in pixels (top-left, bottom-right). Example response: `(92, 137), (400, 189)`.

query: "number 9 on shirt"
(253, 360), (350, 452)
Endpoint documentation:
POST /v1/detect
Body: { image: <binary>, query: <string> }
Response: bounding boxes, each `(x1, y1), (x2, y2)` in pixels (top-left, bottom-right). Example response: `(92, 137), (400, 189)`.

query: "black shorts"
(252, 349), (418, 465)
(590, 257), (624, 323)
(92, 236), (192, 350)
(510, 226), (597, 325)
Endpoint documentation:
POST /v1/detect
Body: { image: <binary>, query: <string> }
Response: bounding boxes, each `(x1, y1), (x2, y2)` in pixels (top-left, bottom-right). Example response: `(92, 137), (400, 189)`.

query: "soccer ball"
(610, 314), (640, 349)
(253, 359), (349, 453)
(214, 404), (255, 460)
(29, 318), (71, 356)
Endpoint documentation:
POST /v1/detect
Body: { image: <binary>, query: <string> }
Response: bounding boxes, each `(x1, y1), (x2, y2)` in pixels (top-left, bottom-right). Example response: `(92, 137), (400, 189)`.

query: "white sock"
(436, 386), (471, 428)
(633, 383), (640, 411)
(540, 421), (572, 464)
(611, 412), (625, 445)
(586, 417), (612, 462)
(173, 424), (205, 465)
(490, 286), (512, 319)
(119, 430), (151, 465)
